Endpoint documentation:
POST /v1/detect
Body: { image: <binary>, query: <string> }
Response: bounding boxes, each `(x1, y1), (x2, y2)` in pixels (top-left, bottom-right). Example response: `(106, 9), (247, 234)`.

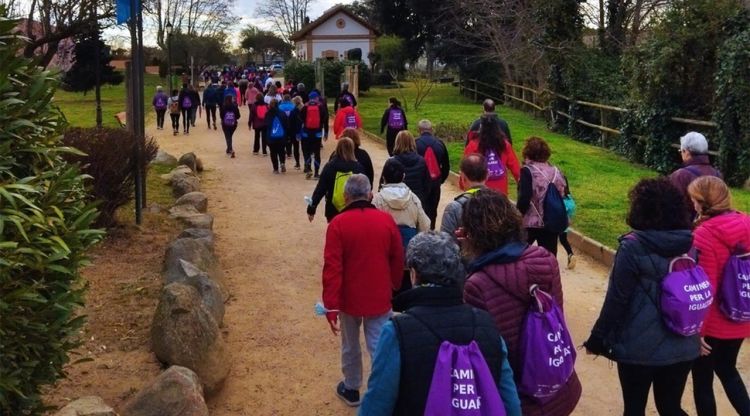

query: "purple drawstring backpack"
(412, 312), (506, 416)
(659, 256), (713, 335)
(519, 285), (576, 403)
(720, 249), (750, 322)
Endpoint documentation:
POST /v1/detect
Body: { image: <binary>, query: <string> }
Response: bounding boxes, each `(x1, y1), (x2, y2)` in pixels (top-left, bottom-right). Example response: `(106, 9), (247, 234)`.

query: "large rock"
(168, 259), (225, 324)
(150, 284), (231, 395)
(121, 366), (208, 416)
(163, 238), (216, 281)
(173, 192), (208, 213)
(178, 228), (215, 248)
(171, 175), (201, 198)
(160, 165), (194, 182)
(178, 153), (199, 173)
(55, 396), (117, 416)
(173, 212), (214, 230)
(151, 149), (178, 166)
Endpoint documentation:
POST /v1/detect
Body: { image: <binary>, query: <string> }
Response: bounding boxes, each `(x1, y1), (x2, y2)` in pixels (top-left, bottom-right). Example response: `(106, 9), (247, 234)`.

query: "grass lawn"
(358, 83), (750, 248)
(54, 73), (164, 128)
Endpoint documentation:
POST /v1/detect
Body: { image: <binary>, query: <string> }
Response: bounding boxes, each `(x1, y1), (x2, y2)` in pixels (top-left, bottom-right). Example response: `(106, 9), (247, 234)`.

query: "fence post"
(600, 108), (607, 147)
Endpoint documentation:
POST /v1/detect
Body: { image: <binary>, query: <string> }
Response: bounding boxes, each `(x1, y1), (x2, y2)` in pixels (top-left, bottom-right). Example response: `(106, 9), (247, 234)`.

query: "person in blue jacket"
(203, 81), (221, 130)
(279, 94), (301, 169)
(359, 231), (521, 416)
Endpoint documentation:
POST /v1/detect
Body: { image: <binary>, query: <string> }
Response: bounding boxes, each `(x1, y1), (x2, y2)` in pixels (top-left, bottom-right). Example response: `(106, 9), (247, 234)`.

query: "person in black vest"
(359, 231), (521, 415)
(415, 119), (450, 230)
(218, 95), (240, 158)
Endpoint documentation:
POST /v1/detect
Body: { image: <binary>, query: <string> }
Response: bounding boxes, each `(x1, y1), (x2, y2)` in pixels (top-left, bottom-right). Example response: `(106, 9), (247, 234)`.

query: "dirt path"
(152, 106), (748, 416)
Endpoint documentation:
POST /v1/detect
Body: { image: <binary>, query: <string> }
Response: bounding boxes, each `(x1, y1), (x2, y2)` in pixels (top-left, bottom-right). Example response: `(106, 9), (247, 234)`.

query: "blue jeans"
(340, 311), (391, 391)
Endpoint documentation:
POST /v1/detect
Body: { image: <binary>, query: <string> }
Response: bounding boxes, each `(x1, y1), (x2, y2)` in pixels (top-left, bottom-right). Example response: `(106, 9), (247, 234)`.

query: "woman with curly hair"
(462, 188), (581, 416)
(462, 115), (520, 195)
(584, 178), (700, 416)
(688, 176), (750, 416)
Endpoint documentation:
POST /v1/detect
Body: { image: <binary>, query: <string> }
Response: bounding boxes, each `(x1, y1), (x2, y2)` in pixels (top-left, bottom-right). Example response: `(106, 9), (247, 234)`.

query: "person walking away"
(338, 128), (374, 187)
(516, 136), (567, 256)
(688, 176), (750, 416)
(249, 94), (269, 156)
(359, 231), (522, 416)
(245, 82), (261, 110)
(300, 91), (328, 179)
(187, 84), (201, 127)
(462, 189), (582, 416)
(416, 119), (450, 230)
(264, 99), (290, 173)
(238, 75), (249, 106)
(167, 89), (181, 136)
(219, 95), (240, 158)
(440, 154), (487, 244)
(279, 95), (296, 159)
(372, 158), (431, 295)
(333, 98), (363, 139)
(669, 132), (722, 218)
(466, 99), (512, 146)
(307, 138), (365, 223)
(380, 97), (407, 156)
(319, 174), (404, 407)
(152, 86), (168, 130)
(560, 185), (577, 269)
(203, 81), (220, 130)
(334, 82), (358, 112)
(295, 82), (309, 103)
(284, 95), (303, 169)
(584, 178), (700, 416)
(178, 85), (192, 134)
(264, 84), (282, 105)
(382, 131), (430, 206)
(463, 116), (520, 196)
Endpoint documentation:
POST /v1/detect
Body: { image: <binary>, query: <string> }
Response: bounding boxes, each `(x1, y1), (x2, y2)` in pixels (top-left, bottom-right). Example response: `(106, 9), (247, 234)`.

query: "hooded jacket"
(464, 243), (582, 416)
(585, 230), (701, 365)
(384, 152), (430, 205)
(372, 183), (431, 232)
(333, 106), (363, 138)
(463, 138), (520, 195)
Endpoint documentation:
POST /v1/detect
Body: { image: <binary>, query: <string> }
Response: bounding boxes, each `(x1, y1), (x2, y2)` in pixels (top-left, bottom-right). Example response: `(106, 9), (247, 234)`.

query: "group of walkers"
(313, 96), (749, 416)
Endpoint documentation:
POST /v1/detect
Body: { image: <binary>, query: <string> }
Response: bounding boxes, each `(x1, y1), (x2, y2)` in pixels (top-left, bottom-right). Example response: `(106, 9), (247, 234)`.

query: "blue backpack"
(269, 116), (285, 140)
(531, 166), (568, 234)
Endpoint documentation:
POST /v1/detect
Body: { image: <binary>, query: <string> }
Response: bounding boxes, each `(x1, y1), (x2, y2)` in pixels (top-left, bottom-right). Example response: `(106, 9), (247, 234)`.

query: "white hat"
(679, 132), (708, 154)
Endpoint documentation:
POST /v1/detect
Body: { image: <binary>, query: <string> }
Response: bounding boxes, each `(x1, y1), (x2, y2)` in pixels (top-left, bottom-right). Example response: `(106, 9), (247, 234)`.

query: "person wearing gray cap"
(669, 132), (721, 217)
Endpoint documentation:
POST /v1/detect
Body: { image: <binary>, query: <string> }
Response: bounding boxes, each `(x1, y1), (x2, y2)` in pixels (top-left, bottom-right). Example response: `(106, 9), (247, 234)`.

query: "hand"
(700, 337), (712, 356)
(308, 214), (315, 223)
(326, 311), (340, 335)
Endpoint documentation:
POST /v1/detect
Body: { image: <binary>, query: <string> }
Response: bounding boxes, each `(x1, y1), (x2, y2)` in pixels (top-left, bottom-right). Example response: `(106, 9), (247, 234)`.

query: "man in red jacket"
(321, 173), (404, 407)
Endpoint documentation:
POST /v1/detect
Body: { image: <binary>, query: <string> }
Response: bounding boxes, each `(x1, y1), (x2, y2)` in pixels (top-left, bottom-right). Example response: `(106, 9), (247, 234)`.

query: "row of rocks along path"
(152, 104), (748, 415)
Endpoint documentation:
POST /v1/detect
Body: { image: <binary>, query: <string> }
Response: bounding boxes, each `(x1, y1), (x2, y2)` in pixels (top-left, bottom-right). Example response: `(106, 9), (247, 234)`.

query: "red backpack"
(305, 103), (321, 130)
(424, 145), (441, 180)
(255, 104), (268, 120)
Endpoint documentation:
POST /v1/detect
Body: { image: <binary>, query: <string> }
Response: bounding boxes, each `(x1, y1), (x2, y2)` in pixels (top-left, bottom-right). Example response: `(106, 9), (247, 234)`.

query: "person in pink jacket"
(688, 176), (750, 416)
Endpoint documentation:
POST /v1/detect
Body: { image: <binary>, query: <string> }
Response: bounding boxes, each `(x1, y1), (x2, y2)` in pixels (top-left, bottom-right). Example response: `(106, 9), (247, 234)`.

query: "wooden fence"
(458, 79), (719, 156)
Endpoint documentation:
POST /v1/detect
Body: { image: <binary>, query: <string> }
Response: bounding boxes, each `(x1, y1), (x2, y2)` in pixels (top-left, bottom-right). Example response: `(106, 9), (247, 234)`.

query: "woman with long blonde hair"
(380, 130), (429, 205)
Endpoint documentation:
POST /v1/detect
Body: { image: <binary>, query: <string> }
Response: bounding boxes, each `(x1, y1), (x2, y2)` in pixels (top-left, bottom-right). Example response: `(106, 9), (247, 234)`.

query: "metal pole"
(129, 0), (143, 224)
(167, 33), (172, 92)
(137, 0), (147, 209)
(93, 3), (102, 127)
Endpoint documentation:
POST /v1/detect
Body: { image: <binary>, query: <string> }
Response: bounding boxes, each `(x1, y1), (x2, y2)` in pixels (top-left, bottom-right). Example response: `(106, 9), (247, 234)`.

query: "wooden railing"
(458, 78), (719, 156)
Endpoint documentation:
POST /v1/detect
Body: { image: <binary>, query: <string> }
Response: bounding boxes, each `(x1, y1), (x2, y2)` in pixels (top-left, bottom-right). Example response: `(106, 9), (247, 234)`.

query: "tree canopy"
(240, 25), (292, 65)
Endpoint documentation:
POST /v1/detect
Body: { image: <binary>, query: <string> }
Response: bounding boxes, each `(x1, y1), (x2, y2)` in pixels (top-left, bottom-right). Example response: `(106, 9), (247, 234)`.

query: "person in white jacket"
(373, 158), (431, 233)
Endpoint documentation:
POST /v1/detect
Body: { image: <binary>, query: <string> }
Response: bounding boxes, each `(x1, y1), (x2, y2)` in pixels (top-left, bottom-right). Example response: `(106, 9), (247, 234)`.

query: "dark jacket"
(378, 286), (521, 416)
(249, 102), (268, 129)
(188, 89), (201, 109)
(218, 103), (240, 128)
(584, 230), (701, 365)
(334, 91), (358, 111)
(177, 88), (193, 110)
(287, 106), (303, 138)
(308, 158), (364, 222)
(464, 243), (582, 416)
(203, 85), (221, 107)
(416, 133), (451, 184)
(380, 106), (407, 134)
(468, 113), (512, 143)
(264, 107), (289, 142)
(668, 154), (722, 217)
(300, 101), (329, 139)
(383, 152), (430, 205)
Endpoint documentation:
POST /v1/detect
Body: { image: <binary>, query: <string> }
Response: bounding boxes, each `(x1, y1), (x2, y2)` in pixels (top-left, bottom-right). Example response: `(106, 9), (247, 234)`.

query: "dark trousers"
(268, 141), (285, 171)
(692, 337), (750, 416)
(253, 128), (268, 154)
(526, 227), (559, 256)
(181, 109), (190, 132)
(423, 183), (441, 230)
(617, 361), (692, 416)
(386, 128), (399, 156)
(560, 231), (573, 256)
(302, 138), (322, 175)
(155, 109), (166, 128)
(239, 86), (247, 105)
(206, 105), (217, 127)
(222, 126), (236, 153)
(286, 137), (300, 165)
(170, 113), (180, 131)
(190, 107), (198, 126)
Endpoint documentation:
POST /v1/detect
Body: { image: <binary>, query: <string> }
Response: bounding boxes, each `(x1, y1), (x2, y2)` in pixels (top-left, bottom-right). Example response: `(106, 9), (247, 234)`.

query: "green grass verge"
(54, 73), (164, 128)
(358, 84), (750, 248)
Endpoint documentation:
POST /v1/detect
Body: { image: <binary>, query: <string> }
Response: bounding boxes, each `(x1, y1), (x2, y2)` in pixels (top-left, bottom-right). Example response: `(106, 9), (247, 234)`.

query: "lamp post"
(166, 22), (173, 93)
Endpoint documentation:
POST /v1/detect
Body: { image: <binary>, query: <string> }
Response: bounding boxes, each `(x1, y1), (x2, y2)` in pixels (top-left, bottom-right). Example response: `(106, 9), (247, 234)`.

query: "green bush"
(283, 59), (316, 91)
(0, 10), (104, 414)
(62, 128), (159, 228)
(283, 59), (372, 96)
(434, 122), (468, 143)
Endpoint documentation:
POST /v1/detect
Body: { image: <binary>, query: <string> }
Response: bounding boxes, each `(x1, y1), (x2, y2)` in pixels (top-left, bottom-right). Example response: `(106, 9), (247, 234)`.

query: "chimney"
(304, 16), (311, 26)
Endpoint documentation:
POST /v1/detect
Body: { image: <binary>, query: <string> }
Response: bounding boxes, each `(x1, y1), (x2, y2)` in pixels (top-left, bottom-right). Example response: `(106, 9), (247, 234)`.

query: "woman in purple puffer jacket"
(461, 188), (582, 416)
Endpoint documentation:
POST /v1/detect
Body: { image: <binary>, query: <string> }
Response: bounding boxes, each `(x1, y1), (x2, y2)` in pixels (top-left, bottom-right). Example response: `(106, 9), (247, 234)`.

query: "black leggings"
(268, 141), (285, 171)
(301, 138), (322, 175)
(206, 105), (217, 127)
(692, 337), (750, 416)
(618, 361), (692, 416)
(526, 227), (559, 256)
(385, 128), (399, 156)
(181, 109), (190, 132)
(423, 184), (441, 231)
(253, 127), (268, 154)
(155, 109), (166, 128)
(170, 113), (180, 131)
(560, 231), (573, 256)
(286, 137), (300, 165)
(222, 126), (236, 153)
